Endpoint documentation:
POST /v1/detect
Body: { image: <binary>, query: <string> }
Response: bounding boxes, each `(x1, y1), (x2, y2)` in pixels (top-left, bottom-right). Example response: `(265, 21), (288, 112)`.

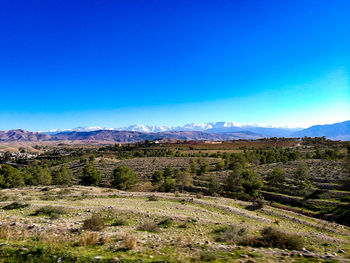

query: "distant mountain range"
(1, 120), (349, 142)
(0, 130), (263, 142)
(45, 121), (302, 137)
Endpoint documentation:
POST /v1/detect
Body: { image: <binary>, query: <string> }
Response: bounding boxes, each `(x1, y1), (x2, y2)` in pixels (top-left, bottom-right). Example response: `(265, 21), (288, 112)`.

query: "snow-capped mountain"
(41, 126), (115, 135)
(116, 125), (171, 133)
(6, 120), (350, 142)
(42, 121), (302, 137)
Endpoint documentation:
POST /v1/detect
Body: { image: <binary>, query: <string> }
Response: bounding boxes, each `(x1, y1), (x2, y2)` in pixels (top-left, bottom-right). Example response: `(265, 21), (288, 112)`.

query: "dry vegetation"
(0, 138), (349, 262)
(0, 186), (348, 262)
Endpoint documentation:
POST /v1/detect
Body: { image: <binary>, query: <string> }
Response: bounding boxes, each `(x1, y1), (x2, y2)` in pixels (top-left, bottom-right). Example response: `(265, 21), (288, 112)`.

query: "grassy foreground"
(0, 186), (349, 262)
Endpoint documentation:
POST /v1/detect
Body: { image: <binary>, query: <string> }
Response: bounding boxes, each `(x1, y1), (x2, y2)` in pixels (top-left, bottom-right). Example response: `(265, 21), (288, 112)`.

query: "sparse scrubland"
(0, 137), (349, 262)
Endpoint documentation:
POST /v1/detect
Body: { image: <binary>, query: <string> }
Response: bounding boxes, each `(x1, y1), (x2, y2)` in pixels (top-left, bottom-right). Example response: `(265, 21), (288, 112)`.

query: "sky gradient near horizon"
(0, 0), (349, 131)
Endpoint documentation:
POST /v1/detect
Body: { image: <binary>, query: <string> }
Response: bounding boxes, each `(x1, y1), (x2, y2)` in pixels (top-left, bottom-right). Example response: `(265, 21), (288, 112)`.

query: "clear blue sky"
(0, 0), (349, 131)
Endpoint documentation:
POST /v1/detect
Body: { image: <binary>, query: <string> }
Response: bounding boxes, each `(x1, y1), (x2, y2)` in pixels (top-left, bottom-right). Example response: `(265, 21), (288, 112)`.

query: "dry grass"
(0, 225), (29, 241)
(79, 231), (100, 246)
(82, 214), (106, 231)
(122, 233), (137, 250)
(0, 224), (12, 240)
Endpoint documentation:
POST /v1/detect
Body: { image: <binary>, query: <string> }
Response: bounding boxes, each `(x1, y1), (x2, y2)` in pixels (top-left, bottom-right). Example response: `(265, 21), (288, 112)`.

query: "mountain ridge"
(1, 120), (349, 142)
(42, 121), (303, 136)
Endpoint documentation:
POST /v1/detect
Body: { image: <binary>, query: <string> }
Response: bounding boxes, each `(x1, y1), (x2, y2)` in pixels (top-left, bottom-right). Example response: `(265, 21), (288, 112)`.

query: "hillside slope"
(292, 120), (350, 140)
(0, 186), (349, 262)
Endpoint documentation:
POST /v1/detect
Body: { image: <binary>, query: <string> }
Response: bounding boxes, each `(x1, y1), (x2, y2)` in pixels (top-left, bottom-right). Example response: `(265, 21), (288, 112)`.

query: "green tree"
(0, 165), (24, 188)
(80, 162), (102, 186)
(225, 168), (244, 195)
(228, 153), (247, 170)
(52, 165), (72, 185)
(163, 165), (173, 178)
(266, 167), (285, 187)
(27, 166), (52, 186)
(176, 171), (193, 193)
(208, 176), (220, 195)
(112, 166), (137, 190)
(151, 170), (164, 188)
(160, 176), (175, 192)
(294, 162), (312, 196)
(241, 170), (263, 198)
(294, 162), (309, 182)
(189, 159), (197, 175)
(197, 162), (209, 176)
(341, 157), (350, 190)
(215, 160), (225, 171)
(225, 166), (263, 199)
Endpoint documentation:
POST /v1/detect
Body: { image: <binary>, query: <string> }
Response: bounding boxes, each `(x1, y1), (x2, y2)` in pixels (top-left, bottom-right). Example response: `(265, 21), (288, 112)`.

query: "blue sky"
(0, 0), (349, 131)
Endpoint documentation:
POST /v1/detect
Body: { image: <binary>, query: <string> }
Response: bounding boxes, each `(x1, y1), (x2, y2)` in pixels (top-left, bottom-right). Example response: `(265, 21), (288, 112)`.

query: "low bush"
(111, 217), (128, 226)
(57, 188), (72, 195)
(254, 227), (304, 250)
(2, 202), (29, 210)
(246, 198), (264, 211)
(200, 251), (217, 262)
(137, 222), (161, 233)
(83, 214), (106, 231)
(214, 224), (248, 243)
(158, 217), (173, 228)
(148, 195), (158, 201)
(40, 194), (56, 201)
(178, 223), (188, 229)
(31, 206), (66, 219)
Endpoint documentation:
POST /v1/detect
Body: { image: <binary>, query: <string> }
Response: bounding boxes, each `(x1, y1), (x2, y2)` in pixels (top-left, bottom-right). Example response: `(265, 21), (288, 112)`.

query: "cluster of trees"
(224, 160), (264, 199)
(264, 162), (313, 196)
(312, 148), (344, 160)
(151, 165), (192, 193)
(189, 159), (211, 175)
(0, 164), (72, 189)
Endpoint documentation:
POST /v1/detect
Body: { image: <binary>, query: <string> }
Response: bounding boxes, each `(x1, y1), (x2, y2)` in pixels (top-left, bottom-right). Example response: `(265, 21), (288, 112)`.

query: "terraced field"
(0, 186), (349, 262)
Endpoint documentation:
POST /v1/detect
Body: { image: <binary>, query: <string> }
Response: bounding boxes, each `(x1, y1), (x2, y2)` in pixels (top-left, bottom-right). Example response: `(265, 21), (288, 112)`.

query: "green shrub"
(111, 218), (128, 226)
(31, 205), (66, 219)
(214, 225), (248, 243)
(215, 160), (225, 171)
(200, 251), (217, 262)
(255, 227), (304, 250)
(137, 222), (161, 233)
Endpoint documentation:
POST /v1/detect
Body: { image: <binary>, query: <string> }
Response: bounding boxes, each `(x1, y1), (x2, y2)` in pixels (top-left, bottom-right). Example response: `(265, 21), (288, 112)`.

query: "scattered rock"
(302, 252), (316, 258)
